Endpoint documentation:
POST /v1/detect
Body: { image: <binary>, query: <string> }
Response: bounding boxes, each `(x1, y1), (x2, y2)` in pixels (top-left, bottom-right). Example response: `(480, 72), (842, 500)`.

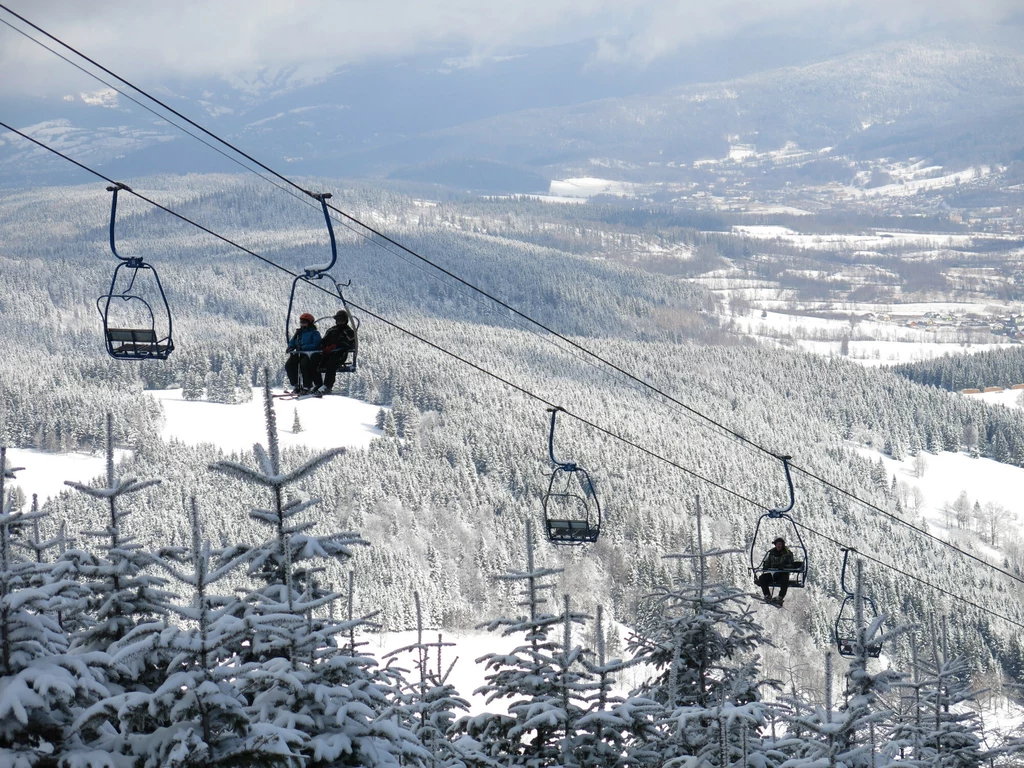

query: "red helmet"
(299, 313), (315, 323)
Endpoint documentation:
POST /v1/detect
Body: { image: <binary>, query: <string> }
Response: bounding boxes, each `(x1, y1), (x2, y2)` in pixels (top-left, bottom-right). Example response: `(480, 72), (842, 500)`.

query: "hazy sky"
(0, 0), (1019, 97)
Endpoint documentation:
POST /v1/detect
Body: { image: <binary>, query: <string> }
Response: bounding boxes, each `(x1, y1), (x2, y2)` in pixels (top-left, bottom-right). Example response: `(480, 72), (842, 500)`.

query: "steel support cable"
(791, 519), (1024, 633)
(2, 4), (1023, 588)
(0, 117), (762, 511)
(0, 13), (695, 427)
(5, 120), (1024, 638)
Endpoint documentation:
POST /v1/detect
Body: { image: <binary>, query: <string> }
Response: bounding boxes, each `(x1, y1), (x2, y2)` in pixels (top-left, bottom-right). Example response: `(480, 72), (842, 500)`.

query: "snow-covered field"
(726, 308), (1010, 365)
(548, 177), (640, 198)
(150, 388), (383, 452)
(6, 388), (383, 505)
(5, 446), (131, 503)
(855, 446), (1024, 546)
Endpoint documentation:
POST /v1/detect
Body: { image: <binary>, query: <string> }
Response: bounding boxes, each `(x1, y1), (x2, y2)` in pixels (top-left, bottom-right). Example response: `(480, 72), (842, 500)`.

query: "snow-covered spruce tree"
(574, 604), (661, 767)
(919, 616), (988, 768)
(456, 520), (590, 766)
(210, 377), (424, 766)
(786, 564), (902, 768)
(63, 415), (180, 741)
(93, 497), (265, 767)
(0, 448), (110, 766)
(627, 498), (775, 766)
(384, 591), (475, 768)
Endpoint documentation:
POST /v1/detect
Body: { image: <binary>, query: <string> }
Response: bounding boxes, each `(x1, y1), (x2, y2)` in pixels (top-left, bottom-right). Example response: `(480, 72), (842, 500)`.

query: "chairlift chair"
(96, 184), (174, 360)
(284, 192), (360, 372)
(542, 407), (601, 545)
(750, 455), (808, 592)
(834, 548), (883, 658)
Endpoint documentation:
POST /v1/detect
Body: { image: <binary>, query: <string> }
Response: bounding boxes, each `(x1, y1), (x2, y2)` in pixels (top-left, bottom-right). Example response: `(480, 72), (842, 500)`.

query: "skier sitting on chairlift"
(285, 312), (322, 394)
(316, 309), (356, 394)
(758, 536), (795, 606)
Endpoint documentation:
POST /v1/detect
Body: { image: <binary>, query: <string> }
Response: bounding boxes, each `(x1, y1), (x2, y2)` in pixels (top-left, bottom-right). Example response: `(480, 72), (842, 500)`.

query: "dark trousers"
(320, 350), (350, 390)
(758, 572), (789, 600)
(286, 352), (322, 390)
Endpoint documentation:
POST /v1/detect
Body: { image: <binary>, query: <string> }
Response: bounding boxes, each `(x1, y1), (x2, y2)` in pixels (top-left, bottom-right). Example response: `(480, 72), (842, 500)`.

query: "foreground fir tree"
(573, 604), (661, 767)
(627, 499), (775, 766)
(64, 413), (174, 695)
(457, 520), (590, 767)
(96, 498), (263, 767)
(210, 377), (424, 766)
(785, 563), (902, 768)
(0, 448), (110, 767)
(384, 591), (477, 768)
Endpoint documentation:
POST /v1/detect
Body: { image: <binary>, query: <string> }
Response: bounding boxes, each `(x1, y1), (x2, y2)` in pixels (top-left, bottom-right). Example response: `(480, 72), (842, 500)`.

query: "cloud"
(0, 0), (1018, 97)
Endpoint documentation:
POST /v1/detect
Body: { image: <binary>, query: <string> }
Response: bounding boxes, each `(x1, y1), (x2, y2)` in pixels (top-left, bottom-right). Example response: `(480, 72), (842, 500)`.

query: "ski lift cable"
(2, 107), (1024, 593)
(6, 123), (1024, 636)
(791, 519), (1024, 633)
(6, 3), (1005, 587)
(0, 6), (718, 439)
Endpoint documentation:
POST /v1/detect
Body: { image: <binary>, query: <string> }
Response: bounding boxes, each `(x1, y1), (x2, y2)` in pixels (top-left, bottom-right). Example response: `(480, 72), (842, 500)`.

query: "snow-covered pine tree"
(210, 376), (423, 766)
(384, 591), (474, 768)
(457, 520), (590, 766)
(788, 563), (902, 768)
(921, 616), (988, 768)
(574, 604), (661, 767)
(0, 448), (110, 766)
(626, 497), (774, 766)
(63, 414), (176, 697)
(98, 497), (264, 767)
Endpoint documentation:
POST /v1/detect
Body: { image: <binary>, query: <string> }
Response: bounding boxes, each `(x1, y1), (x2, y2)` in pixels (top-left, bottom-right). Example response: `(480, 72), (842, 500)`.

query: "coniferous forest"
(1, 177), (1024, 765)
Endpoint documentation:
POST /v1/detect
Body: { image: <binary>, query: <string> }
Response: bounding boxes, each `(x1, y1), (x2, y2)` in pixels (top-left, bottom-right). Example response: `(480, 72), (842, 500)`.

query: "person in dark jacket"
(758, 537), (796, 606)
(316, 309), (357, 394)
(285, 312), (322, 393)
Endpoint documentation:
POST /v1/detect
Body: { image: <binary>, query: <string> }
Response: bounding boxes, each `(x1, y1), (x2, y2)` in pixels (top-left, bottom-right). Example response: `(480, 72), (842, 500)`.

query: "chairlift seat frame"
(97, 185), (174, 362)
(285, 192), (360, 373)
(541, 407), (601, 545)
(750, 456), (809, 590)
(834, 548), (883, 658)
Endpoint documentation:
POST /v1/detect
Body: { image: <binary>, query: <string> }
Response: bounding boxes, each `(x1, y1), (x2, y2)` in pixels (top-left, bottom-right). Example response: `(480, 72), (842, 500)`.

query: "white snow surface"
(151, 388), (383, 452)
(853, 443), (1024, 548)
(5, 447), (130, 504)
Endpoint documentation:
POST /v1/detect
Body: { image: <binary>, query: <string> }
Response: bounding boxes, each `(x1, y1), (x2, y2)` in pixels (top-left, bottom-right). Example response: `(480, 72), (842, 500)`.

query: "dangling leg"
(285, 354), (301, 392)
(306, 352), (323, 390)
(321, 351), (341, 392)
(775, 574), (789, 605)
(757, 573), (772, 600)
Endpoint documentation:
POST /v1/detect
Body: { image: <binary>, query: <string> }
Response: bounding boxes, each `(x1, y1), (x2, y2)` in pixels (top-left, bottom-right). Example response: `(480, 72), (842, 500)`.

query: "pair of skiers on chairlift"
(285, 309), (356, 395)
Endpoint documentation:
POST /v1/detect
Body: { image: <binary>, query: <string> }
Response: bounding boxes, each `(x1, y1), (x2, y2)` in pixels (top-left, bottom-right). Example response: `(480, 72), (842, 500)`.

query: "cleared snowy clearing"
(6, 447), (131, 503)
(150, 388), (383, 452)
(733, 225), (979, 250)
(854, 445), (1024, 551)
(548, 177), (639, 198)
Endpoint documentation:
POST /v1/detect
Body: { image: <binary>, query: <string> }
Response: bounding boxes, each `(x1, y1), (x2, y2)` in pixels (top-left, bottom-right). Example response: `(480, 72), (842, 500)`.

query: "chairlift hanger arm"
(547, 406), (576, 470)
(300, 191), (337, 277)
(766, 455), (795, 517)
(106, 182), (136, 264)
(840, 547), (855, 597)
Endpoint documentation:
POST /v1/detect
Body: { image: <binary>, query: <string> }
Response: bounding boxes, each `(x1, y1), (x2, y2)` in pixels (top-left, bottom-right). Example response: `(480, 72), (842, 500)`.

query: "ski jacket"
(287, 326), (322, 353)
(321, 323), (356, 355)
(761, 547), (795, 571)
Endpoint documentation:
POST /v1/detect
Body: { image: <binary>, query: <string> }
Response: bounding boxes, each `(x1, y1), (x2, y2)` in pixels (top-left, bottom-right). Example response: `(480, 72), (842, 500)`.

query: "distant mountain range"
(4, 34), (1024, 193)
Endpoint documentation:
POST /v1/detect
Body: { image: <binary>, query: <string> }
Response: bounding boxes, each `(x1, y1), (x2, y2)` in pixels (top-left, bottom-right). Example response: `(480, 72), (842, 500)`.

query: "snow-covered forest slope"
(3, 175), (1024, 693)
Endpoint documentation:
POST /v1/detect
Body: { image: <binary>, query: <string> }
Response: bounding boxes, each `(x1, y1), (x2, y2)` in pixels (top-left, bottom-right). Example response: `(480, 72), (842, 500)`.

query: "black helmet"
(334, 309), (349, 322)
(773, 537), (785, 545)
